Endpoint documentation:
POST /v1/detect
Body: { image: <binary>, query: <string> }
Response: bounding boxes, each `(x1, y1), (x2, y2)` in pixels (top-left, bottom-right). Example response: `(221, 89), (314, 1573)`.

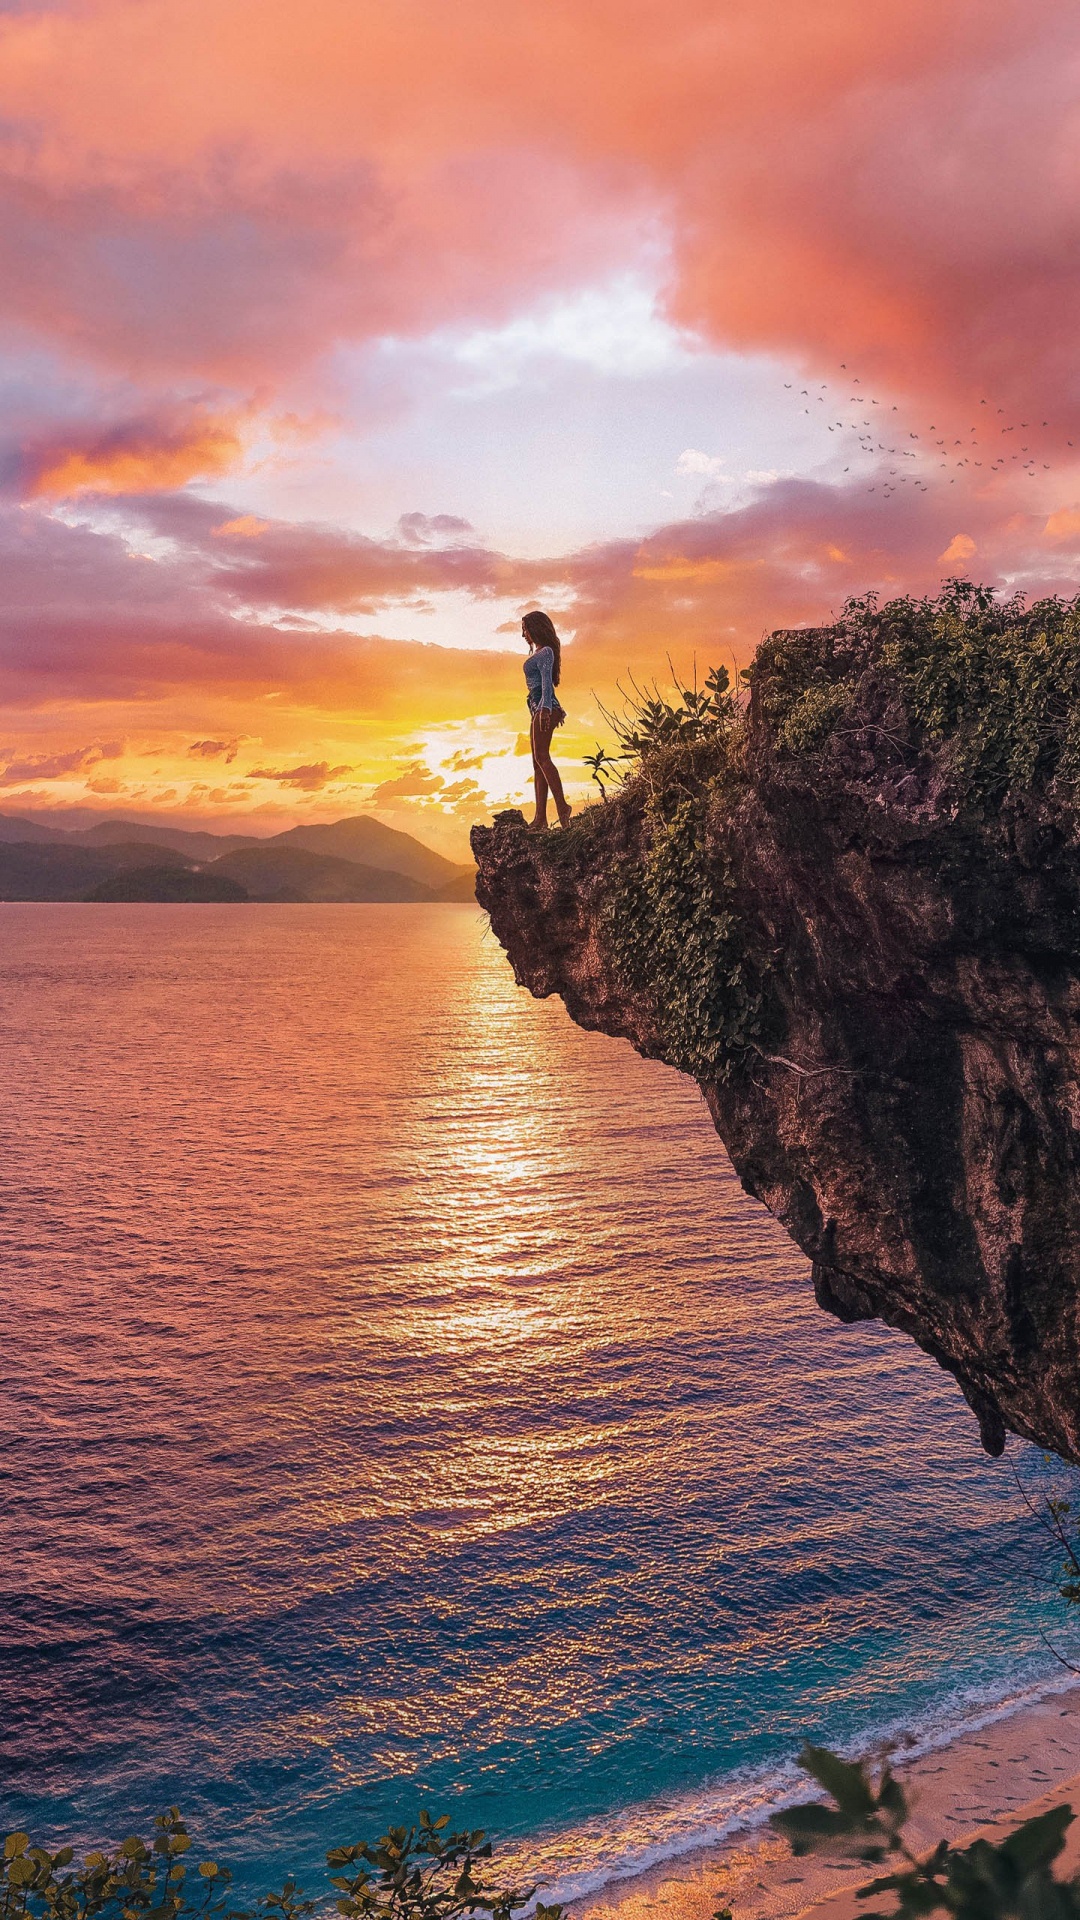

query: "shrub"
(771, 1744), (1080, 1918)
(605, 780), (763, 1083)
(598, 665), (736, 767)
(750, 579), (1080, 810)
(0, 1813), (561, 1920)
(873, 582), (1080, 808)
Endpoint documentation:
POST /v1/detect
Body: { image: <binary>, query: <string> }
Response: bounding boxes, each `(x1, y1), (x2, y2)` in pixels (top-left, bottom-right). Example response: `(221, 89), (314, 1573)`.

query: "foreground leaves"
(0, 1813), (560, 1920)
(771, 1745), (1080, 1918)
(326, 1811), (561, 1920)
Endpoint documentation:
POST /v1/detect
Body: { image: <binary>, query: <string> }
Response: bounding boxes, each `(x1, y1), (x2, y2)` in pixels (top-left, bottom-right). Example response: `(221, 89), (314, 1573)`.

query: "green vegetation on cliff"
(586, 580), (1080, 1088)
(753, 578), (1080, 809)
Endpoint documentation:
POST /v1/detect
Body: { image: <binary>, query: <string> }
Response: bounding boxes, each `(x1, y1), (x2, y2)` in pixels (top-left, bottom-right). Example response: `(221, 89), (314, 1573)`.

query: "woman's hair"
(522, 609), (561, 686)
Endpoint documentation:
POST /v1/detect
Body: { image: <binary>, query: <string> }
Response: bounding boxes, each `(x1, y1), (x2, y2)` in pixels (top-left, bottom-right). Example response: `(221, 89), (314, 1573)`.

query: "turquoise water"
(0, 904), (1070, 1900)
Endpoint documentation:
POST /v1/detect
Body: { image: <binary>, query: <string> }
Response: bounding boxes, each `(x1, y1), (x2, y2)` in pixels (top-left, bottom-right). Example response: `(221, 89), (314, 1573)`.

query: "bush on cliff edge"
(752, 578), (1080, 812)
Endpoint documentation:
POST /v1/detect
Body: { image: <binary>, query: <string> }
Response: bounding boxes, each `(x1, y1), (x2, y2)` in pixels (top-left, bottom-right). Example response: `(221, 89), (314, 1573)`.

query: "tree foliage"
(752, 580), (1080, 813)
(598, 665), (736, 767)
(605, 785), (763, 1082)
(771, 1744), (1080, 1918)
(0, 1816), (560, 1920)
(326, 1814), (560, 1920)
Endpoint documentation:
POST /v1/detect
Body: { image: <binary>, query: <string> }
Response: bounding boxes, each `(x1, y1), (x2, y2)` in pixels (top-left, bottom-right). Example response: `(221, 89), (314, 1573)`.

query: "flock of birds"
(782, 367), (1073, 498)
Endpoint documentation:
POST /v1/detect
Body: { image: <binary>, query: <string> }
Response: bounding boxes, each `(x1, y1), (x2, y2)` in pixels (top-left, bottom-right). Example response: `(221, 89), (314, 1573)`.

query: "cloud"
(6, 469), (1080, 736)
(5, 456), (1080, 857)
(442, 747), (487, 771)
(0, 741), (122, 783)
(212, 515), (269, 538)
(188, 737), (241, 761)
(676, 449), (727, 479)
(21, 410), (245, 498)
(246, 760), (353, 789)
(1044, 509), (1080, 541)
(0, 0), (1075, 459)
(939, 533), (977, 565)
(397, 512), (474, 546)
(368, 761), (445, 801)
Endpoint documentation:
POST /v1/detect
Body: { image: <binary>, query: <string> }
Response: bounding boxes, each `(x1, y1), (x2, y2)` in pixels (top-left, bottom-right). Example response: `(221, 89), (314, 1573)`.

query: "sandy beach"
(576, 1688), (1080, 1920)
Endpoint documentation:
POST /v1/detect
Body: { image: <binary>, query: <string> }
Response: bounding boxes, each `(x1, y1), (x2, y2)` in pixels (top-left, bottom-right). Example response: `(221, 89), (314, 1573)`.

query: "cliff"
(473, 584), (1080, 1461)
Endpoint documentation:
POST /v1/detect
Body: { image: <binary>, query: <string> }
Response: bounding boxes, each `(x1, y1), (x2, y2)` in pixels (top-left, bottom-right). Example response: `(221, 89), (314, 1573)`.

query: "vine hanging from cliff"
(604, 777), (763, 1084)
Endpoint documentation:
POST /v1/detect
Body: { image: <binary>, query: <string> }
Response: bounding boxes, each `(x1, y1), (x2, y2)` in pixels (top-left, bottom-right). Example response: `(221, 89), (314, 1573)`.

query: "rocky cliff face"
(473, 591), (1080, 1460)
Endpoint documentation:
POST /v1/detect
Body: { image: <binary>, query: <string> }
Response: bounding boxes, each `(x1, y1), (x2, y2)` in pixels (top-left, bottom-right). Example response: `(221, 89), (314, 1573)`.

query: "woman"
(521, 609), (572, 830)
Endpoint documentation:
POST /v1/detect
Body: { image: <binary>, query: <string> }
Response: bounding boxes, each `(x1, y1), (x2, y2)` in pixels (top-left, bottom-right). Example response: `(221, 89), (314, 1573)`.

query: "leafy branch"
(327, 1813), (561, 1920)
(596, 663), (735, 765)
(771, 1744), (1080, 1918)
(1, 1815), (561, 1920)
(582, 745), (624, 800)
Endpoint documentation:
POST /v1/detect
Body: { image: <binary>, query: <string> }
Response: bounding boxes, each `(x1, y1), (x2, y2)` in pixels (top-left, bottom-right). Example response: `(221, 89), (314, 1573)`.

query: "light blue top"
(524, 645), (556, 714)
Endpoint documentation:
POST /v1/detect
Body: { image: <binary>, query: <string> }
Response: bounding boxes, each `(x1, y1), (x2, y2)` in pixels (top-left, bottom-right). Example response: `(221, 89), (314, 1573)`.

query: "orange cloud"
(212, 515), (269, 538)
(0, 741), (123, 783)
(369, 762), (444, 801)
(25, 413), (245, 498)
(247, 760), (353, 789)
(939, 533), (977, 565)
(188, 737), (242, 760)
(1044, 509), (1080, 540)
(632, 556), (744, 584)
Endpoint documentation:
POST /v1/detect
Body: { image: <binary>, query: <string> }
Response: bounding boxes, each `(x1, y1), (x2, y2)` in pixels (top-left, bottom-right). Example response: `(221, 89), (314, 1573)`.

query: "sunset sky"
(4, 0), (1080, 854)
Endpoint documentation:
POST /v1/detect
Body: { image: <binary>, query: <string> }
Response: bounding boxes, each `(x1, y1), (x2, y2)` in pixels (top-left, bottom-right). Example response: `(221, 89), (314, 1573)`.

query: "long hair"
(522, 609), (561, 687)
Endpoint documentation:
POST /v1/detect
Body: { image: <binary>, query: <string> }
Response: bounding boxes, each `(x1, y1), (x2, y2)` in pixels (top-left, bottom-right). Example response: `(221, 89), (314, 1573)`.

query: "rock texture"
(472, 620), (1080, 1461)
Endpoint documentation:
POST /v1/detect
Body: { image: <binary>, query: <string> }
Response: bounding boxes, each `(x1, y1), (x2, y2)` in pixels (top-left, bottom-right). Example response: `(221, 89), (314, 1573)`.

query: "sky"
(4, 0), (1080, 855)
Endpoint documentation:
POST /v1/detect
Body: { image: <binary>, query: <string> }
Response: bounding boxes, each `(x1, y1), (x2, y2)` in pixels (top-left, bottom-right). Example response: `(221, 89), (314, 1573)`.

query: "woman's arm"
(538, 646), (555, 709)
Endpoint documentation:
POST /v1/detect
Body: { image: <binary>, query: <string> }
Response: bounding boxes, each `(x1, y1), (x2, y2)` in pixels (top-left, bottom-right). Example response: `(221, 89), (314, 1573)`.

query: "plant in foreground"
(582, 745), (623, 800)
(327, 1812), (561, 1920)
(597, 663), (736, 765)
(771, 1743), (1080, 1917)
(0, 1812), (562, 1920)
(11, 1753), (1080, 1920)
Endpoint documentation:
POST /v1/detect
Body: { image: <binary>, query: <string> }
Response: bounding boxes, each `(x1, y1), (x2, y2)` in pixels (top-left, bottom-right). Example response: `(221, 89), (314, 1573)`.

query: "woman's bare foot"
(528, 816), (549, 830)
(557, 804), (573, 829)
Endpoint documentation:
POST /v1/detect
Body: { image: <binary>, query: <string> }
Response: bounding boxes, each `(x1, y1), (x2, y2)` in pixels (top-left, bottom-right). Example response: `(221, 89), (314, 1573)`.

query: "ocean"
(0, 903), (1073, 1903)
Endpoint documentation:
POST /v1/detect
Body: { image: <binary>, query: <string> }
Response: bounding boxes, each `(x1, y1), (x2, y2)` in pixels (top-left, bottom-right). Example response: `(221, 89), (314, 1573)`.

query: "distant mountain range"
(0, 812), (477, 904)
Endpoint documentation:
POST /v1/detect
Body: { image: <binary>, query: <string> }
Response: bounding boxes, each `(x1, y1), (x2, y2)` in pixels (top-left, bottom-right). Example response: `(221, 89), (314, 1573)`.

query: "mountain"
(0, 814), (82, 845)
(0, 840), (194, 900)
(433, 871), (479, 901)
(206, 846), (434, 902)
(87, 866), (248, 903)
(0, 810), (474, 889)
(265, 817), (469, 888)
(77, 820), (262, 859)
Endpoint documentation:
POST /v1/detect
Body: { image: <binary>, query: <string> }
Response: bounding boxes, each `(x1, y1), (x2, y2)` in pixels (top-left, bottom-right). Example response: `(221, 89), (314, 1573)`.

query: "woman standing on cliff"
(522, 609), (572, 830)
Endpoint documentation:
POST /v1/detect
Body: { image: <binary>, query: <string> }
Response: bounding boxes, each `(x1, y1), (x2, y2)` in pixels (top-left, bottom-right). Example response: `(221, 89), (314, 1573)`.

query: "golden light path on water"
(0, 903), (1064, 1904)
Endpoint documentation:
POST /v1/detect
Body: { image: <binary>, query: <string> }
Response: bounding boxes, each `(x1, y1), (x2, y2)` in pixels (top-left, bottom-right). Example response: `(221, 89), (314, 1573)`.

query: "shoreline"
(567, 1685), (1080, 1920)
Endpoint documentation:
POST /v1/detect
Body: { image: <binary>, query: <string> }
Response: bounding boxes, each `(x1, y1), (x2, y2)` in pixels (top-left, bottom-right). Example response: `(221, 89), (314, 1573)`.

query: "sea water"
(0, 904), (1073, 1901)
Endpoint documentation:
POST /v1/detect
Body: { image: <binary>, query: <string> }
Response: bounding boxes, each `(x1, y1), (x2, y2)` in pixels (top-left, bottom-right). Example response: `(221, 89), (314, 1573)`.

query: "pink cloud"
(0, 740), (123, 782)
(20, 408), (245, 497)
(0, 0), (1074, 451)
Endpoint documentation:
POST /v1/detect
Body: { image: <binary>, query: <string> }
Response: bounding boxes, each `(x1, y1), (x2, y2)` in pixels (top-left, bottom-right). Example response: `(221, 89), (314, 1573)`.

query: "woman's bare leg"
(531, 753), (550, 827)
(532, 711), (571, 827)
